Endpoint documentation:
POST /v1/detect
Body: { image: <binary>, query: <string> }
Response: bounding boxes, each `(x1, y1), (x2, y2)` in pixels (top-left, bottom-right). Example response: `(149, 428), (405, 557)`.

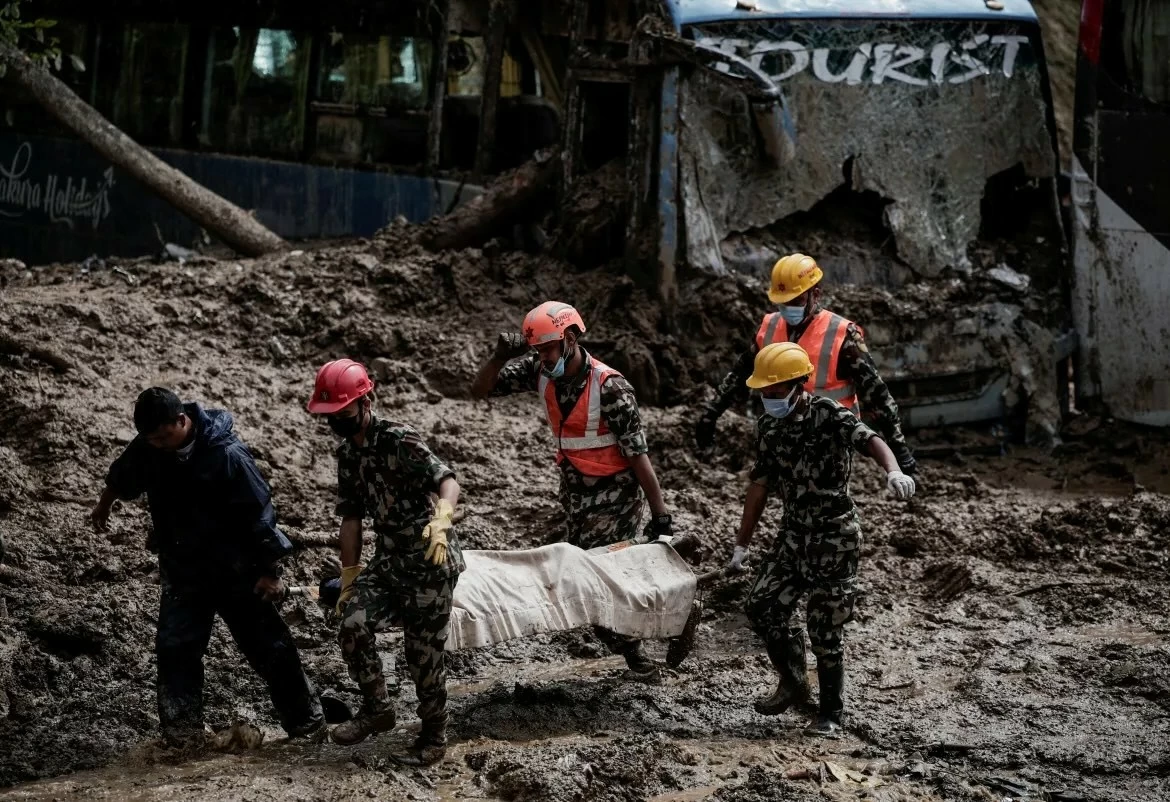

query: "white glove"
(886, 470), (916, 500)
(728, 545), (750, 573)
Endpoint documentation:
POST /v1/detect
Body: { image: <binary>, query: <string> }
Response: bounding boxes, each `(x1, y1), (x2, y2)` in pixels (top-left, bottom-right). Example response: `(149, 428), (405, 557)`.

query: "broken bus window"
(201, 28), (310, 157)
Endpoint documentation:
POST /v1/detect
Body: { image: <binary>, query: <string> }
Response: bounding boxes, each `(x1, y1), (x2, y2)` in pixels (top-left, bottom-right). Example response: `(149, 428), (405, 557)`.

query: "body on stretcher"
(288, 536), (714, 660)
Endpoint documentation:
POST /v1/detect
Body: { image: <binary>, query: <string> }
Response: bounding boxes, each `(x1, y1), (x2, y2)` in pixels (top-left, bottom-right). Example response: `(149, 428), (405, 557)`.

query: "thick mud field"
(1, 241), (1168, 802)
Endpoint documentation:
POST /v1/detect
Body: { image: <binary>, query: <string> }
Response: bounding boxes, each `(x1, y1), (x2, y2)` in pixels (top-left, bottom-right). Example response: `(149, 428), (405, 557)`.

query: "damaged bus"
(1070, 0), (1170, 426)
(0, 0), (559, 261)
(558, 0), (1077, 437)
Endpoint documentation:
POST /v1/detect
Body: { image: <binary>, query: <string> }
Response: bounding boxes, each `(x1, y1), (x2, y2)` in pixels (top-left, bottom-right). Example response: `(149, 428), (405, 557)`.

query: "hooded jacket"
(105, 403), (292, 581)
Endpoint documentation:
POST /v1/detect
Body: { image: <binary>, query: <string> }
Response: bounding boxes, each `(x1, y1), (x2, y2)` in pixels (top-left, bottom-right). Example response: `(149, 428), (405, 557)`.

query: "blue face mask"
(780, 304), (807, 326)
(541, 343), (573, 379)
(761, 386), (799, 419)
(542, 355), (566, 380)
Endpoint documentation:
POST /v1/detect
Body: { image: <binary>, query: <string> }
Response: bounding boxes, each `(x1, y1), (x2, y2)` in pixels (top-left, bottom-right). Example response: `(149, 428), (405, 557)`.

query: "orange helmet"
(307, 359), (374, 414)
(522, 301), (586, 346)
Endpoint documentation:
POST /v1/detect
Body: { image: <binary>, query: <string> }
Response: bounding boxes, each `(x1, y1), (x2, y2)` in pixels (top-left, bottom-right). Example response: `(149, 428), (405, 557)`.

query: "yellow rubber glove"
(336, 564), (363, 616)
(422, 499), (455, 566)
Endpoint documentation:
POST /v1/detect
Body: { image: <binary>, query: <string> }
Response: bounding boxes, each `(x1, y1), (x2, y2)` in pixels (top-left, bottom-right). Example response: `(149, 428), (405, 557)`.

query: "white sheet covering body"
(445, 542), (698, 651)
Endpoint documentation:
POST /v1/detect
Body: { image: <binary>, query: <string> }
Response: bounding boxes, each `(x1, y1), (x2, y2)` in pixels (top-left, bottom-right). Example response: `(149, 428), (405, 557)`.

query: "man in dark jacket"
(90, 387), (324, 748)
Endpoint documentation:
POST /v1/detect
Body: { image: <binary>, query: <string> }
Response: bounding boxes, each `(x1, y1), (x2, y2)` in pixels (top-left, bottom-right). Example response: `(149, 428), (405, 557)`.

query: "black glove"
(695, 410), (718, 450)
(493, 332), (530, 362)
(643, 513), (674, 541)
(892, 442), (917, 476)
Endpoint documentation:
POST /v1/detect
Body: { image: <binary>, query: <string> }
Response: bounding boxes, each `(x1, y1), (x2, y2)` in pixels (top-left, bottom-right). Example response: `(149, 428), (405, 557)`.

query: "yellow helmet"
(746, 342), (814, 389)
(767, 253), (823, 304)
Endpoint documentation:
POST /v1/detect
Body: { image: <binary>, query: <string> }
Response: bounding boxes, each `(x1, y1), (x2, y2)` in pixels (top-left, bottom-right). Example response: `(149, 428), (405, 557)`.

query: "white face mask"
(761, 386), (799, 419)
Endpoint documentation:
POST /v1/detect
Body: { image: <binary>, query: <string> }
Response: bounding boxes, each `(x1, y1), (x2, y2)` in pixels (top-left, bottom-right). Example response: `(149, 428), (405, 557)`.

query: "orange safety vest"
(539, 357), (632, 477)
(754, 309), (860, 410)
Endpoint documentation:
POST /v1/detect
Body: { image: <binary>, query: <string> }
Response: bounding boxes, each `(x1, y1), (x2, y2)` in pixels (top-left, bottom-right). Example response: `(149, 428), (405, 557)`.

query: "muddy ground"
(0, 235), (1168, 802)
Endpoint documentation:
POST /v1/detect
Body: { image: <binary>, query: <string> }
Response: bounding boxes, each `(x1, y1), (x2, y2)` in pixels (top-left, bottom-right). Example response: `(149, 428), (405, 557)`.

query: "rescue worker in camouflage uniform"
(471, 301), (675, 682)
(696, 253), (916, 475)
(90, 387), (324, 748)
(307, 359), (463, 765)
(728, 343), (916, 738)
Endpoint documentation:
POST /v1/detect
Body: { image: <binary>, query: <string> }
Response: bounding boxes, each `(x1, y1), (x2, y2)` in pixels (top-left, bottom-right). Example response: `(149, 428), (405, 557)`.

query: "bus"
(622, 0), (1077, 434)
(1070, 0), (1170, 426)
(0, 0), (561, 262)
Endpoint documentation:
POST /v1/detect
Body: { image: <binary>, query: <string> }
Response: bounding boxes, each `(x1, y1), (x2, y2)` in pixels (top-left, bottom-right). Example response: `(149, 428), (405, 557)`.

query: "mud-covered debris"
(209, 720), (264, 753)
(988, 264), (1032, 292)
(0, 447), (29, 513)
(268, 336), (292, 363)
(353, 253), (379, 271)
(715, 766), (821, 801)
(466, 736), (709, 802)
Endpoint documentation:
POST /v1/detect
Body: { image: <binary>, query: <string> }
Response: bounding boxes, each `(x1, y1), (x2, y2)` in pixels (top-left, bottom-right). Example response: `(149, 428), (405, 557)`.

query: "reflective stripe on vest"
(539, 358), (629, 476)
(754, 309), (859, 410)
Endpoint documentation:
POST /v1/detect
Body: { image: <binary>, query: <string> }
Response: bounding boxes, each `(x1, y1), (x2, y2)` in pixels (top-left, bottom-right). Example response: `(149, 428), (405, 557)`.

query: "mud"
(1, 231), (1168, 802)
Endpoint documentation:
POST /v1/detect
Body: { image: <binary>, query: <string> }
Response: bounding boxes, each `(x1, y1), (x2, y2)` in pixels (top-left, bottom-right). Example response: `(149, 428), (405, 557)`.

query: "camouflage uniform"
(706, 311), (914, 471)
(492, 349), (649, 548)
(335, 416), (464, 738)
(744, 394), (878, 722)
(492, 348), (649, 657)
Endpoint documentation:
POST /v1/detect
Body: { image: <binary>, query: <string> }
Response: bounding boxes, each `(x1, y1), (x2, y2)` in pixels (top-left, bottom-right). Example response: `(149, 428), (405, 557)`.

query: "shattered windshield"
(680, 19), (1055, 277)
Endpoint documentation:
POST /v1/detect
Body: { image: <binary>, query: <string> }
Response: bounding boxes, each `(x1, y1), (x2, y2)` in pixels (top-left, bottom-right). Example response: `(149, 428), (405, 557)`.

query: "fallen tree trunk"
(420, 149), (561, 252)
(0, 41), (286, 257)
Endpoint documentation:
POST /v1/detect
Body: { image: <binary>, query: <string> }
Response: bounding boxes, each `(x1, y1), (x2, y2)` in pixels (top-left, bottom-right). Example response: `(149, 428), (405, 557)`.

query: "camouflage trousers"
(339, 564), (456, 728)
(558, 468), (646, 550)
(559, 468), (646, 656)
(744, 536), (859, 672)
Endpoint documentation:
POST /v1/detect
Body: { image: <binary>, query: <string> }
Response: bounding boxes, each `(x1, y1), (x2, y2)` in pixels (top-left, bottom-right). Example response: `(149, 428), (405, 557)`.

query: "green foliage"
(0, 1), (77, 76)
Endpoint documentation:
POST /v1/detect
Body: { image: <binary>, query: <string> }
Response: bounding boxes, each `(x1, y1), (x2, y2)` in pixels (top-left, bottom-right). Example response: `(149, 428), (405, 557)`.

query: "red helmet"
(307, 359), (374, 414)
(522, 301), (586, 346)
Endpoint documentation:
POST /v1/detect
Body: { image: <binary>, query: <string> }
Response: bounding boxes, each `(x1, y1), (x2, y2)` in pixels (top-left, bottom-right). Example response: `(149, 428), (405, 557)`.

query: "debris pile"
(0, 217), (1166, 801)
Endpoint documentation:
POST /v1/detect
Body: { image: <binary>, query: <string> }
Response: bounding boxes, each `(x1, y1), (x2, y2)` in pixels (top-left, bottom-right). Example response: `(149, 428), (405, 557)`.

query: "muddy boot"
(754, 630), (812, 716)
(392, 715), (448, 767)
(287, 715), (330, 744)
(803, 662), (844, 739)
(286, 717), (325, 739)
(331, 680), (396, 746)
(622, 641), (663, 684)
(666, 599), (702, 669)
